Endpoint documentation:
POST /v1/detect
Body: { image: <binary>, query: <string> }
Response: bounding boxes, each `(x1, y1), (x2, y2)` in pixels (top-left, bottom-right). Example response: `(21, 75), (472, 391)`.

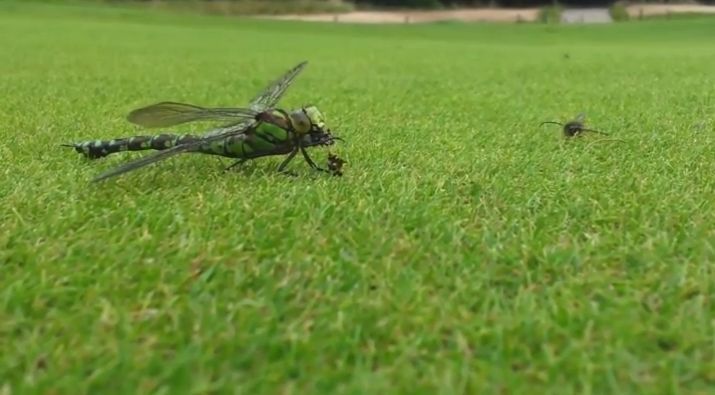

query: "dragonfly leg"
(277, 147), (299, 174)
(300, 146), (328, 172)
(224, 158), (248, 172)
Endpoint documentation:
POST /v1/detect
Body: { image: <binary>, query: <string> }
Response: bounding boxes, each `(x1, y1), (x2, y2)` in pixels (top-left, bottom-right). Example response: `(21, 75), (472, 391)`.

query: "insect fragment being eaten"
(540, 113), (608, 137)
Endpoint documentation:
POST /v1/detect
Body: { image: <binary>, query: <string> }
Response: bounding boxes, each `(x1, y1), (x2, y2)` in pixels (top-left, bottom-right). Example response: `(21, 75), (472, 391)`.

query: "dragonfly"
(63, 61), (343, 182)
(540, 113), (608, 137)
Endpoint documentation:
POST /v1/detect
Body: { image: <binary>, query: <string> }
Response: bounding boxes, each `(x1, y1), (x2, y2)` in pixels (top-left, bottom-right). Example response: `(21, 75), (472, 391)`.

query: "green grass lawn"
(1, 1), (714, 394)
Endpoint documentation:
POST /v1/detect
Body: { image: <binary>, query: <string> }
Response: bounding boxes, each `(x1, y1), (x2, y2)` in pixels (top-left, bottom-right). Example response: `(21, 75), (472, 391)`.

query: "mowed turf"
(1, 2), (714, 394)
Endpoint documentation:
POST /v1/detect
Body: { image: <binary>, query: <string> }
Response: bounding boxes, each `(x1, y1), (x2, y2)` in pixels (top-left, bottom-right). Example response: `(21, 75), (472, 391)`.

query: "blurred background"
(76, 0), (715, 24)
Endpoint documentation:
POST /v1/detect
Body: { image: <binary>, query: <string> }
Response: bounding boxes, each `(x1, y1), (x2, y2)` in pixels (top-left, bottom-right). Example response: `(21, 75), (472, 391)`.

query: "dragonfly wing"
(93, 119), (256, 182)
(127, 61), (308, 128)
(99, 62), (309, 181)
(127, 101), (258, 128)
(200, 61), (308, 136)
(249, 61), (308, 112)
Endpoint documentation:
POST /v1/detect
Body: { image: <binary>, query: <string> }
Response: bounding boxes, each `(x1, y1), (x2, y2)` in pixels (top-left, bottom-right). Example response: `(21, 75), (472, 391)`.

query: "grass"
(1, 1), (715, 394)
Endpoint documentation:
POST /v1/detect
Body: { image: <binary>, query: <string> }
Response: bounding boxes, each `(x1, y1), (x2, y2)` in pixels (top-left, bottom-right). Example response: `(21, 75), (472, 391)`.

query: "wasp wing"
(574, 112), (586, 123)
(127, 101), (258, 128)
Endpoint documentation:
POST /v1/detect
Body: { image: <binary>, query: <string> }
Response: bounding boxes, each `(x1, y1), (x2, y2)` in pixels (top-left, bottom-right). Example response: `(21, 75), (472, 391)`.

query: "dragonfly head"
(288, 105), (327, 135)
(303, 105), (326, 132)
(289, 105), (343, 147)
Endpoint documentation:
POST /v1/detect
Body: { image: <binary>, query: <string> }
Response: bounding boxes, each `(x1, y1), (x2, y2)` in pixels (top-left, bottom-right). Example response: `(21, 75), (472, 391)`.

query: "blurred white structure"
(561, 8), (613, 24)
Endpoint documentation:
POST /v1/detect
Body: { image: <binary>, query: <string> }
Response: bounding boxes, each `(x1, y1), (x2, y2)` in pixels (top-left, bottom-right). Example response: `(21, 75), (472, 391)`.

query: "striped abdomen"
(63, 134), (199, 159)
(65, 116), (296, 160)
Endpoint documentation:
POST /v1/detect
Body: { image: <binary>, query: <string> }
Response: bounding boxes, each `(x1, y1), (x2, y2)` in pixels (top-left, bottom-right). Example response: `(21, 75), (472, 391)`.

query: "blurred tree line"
(105, 0), (715, 8)
(353, 0), (715, 6)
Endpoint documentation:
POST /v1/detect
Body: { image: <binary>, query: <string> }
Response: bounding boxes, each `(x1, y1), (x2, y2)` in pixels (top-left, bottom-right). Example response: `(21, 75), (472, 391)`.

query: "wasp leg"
(582, 128), (609, 136)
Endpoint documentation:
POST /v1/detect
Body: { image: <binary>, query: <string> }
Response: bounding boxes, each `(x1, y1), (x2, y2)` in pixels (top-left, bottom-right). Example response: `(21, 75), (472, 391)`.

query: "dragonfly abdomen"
(63, 134), (199, 159)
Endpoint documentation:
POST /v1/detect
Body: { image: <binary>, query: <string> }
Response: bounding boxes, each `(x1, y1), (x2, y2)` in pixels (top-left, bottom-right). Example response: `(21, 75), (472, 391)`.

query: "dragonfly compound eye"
(289, 110), (312, 134)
